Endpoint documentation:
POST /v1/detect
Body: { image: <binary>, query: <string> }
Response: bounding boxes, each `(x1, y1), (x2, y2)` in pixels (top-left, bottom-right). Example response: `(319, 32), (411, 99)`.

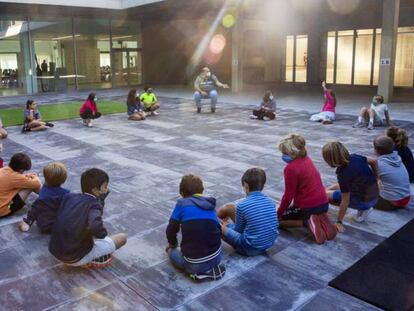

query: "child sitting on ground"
(0, 153), (41, 217)
(140, 86), (160, 116)
(126, 89), (146, 121)
(49, 168), (127, 268)
(277, 134), (336, 244)
(322, 141), (379, 232)
(386, 126), (414, 183)
(310, 81), (336, 124)
(80, 92), (102, 127)
(353, 95), (392, 130)
(0, 116), (7, 139)
(166, 174), (225, 281)
(22, 100), (54, 133)
(217, 168), (278, 256)
(250, 90), (276, 121)
(371, 136), (411, 211)
(19, 162), (70, 233)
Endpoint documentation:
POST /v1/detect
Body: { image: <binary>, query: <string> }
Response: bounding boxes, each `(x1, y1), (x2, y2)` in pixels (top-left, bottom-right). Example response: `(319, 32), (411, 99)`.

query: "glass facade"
(0, 16), (142, 96)
(285, 34), (308, 83)
(326, 27), (414, 87)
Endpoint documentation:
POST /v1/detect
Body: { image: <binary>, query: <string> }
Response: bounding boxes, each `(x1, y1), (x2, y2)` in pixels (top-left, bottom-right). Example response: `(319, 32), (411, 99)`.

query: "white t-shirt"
(371, 102), (388, 120)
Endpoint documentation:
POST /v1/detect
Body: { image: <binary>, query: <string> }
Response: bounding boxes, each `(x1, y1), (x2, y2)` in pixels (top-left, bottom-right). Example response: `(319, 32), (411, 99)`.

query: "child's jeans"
(223, 224), (266, 256)
(169, 248), (222, 274)
(332, 190), (377, 210)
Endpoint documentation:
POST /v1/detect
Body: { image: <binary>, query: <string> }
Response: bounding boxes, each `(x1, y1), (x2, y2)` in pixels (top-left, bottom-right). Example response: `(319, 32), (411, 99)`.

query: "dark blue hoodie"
(166, 195), (222, 263)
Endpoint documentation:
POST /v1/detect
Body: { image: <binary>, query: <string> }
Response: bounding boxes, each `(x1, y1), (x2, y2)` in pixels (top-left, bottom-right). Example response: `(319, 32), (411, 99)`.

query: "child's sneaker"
(211, 108), (216, 113)
(45, 122), (54, 127)
(22, 124), (30, 133)
(87, 121), (93, 128)
(263, 116), (270, 121)
(249, 115), (258, 120)
(352, 121), (366, 128)
(353, 208), (372, 223)
(197, 107), (201, 113)
(82, 120), (88, 127)
(322, 119), (333, 125)
(308, 214), (326, 244)
(367, 122), (374, 130)
(151, 111), (159, 116)
(318, 213), (337, 240)
(190, 265), (226, 281)
(86, 254), (113, 268)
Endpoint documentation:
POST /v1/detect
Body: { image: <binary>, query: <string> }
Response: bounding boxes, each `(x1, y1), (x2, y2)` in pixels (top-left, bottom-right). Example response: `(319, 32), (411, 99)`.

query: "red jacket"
(80, 100), (98, 115)
(278, 156), (328, 218)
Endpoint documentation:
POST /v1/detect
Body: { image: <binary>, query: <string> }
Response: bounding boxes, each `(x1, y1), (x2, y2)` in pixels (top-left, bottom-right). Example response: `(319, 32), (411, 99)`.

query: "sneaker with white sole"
(190, 264), (226, 281)
(249, 115), (258, 120)
(263, 116), (270, 121)
(86, 254), (113, 268)
(308, 215), (326, 244)
(352, 121), (366, 128)
(367, 123), (374, 130)
(354, 208), (372, 223)
(151, 111), (159, 116)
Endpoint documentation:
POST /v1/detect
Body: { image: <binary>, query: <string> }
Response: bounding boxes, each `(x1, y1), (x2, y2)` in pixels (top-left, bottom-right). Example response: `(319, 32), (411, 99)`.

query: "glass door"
(112, 49), (142, 87)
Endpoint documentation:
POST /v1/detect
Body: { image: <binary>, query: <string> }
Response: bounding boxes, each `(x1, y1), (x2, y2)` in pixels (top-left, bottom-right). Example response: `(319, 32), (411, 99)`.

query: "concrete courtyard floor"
(0, 95), (414, 310)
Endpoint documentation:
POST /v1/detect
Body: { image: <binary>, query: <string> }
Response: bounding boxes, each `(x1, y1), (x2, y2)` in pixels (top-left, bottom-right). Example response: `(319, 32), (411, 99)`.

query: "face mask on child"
(206, 72), (211, 78)
(282, 154), (294, 163)
(98, 190), (110, 206)
(269, 95), (274, 100)
(94, 97), (98, 102)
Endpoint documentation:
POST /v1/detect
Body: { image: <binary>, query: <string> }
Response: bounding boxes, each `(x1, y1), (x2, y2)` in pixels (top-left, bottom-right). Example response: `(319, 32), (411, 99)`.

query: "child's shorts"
(281, 203), (329, 226)
(67, 236), (116, 267)
(332, 190), (377, 210)
(223, 224), (266, 257)
(1, 194), (25, 217)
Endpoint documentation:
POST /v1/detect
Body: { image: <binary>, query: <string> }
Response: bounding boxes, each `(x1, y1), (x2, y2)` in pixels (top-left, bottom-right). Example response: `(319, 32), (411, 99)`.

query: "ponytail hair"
(386, 126), (408, 149)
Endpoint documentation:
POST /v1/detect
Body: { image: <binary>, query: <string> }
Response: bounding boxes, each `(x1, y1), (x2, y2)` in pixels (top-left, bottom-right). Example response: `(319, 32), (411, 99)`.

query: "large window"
(327, 27), (414, 87)
(285, 34), (308, 83)
(30, 18), (76, 92)
(0, 18), (32, 96)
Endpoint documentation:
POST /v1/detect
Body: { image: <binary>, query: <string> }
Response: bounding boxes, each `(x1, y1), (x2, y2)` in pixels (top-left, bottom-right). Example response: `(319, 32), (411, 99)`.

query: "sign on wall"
(380, 58), (391, 65)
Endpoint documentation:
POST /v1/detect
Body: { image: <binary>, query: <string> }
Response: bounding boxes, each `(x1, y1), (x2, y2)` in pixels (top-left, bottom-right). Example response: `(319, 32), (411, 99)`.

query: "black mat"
(329, 218), (414, 311)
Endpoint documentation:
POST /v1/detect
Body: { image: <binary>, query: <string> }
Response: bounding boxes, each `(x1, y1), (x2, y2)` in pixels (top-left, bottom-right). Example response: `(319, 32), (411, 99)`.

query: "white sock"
(358, 116), (363, 123)
(369, 118), (373, 124)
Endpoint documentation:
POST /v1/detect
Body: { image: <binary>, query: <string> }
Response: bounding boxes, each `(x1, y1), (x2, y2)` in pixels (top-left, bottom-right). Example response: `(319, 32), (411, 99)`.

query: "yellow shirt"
(0, 167), (41, 216)
(140, 92), (157, 108)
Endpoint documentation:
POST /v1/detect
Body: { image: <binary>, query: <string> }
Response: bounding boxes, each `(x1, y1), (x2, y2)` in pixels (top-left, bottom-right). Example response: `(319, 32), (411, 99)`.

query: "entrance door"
(112, 49), (142, 87)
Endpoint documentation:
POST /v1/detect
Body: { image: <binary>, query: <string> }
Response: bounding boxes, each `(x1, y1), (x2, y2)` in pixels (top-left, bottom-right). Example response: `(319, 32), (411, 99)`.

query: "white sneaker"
(151, 111), (159, 116)
(88, 121), (93, 128)
(353, 208), (372, 223)
(249, 115), (258, 120)
(82, 120), (88, 127)
(263, 116), (270, 121)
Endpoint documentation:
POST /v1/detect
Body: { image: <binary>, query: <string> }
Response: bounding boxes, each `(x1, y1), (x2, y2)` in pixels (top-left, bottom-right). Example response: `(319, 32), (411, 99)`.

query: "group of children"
(0, 123), (412, 280)
(252, 81), (393, 132)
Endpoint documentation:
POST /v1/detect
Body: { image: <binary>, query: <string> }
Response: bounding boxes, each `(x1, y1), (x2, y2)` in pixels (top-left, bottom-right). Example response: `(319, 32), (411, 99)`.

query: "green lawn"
(0, 101), (126, 127)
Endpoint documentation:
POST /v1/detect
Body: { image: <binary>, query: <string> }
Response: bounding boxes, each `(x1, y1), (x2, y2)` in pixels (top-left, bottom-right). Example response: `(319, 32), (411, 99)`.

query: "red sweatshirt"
(278, 156), (328, 219)
(80, 100), (98, 115)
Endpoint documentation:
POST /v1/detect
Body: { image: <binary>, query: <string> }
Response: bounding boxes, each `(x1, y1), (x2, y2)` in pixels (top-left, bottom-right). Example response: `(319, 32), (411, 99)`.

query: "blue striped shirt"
(235, 191), (278, 250)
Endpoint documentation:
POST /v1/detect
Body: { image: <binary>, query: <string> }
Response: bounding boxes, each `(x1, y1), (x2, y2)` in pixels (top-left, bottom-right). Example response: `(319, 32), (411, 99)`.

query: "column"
(231, 17), (242, 92)
(378, 0), (400, 103)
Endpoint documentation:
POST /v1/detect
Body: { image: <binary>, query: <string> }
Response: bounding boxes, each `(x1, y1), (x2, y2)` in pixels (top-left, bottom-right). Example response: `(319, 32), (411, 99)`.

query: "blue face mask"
(282, 154), (294, 163)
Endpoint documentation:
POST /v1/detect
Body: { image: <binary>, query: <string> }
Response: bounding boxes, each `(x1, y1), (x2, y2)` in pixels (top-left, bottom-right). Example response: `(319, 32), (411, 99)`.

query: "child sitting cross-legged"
(22, 100), (54, 133)
(323, 141), (379, 232)
(217, 168), (278, 256)
(19, 162), (70, 233)
(48, 168), (127, 268)
(166, 174), (225, 281)
(0, 153), (41, 218)
(277, 134), (337, 244)
(372, 136), (411, 211)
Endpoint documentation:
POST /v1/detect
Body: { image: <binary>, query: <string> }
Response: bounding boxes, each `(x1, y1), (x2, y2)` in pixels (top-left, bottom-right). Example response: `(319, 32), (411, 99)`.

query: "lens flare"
(209, 34), (226, 54)
(222, 14), (235, 28)
(327, 0), (360, 15)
